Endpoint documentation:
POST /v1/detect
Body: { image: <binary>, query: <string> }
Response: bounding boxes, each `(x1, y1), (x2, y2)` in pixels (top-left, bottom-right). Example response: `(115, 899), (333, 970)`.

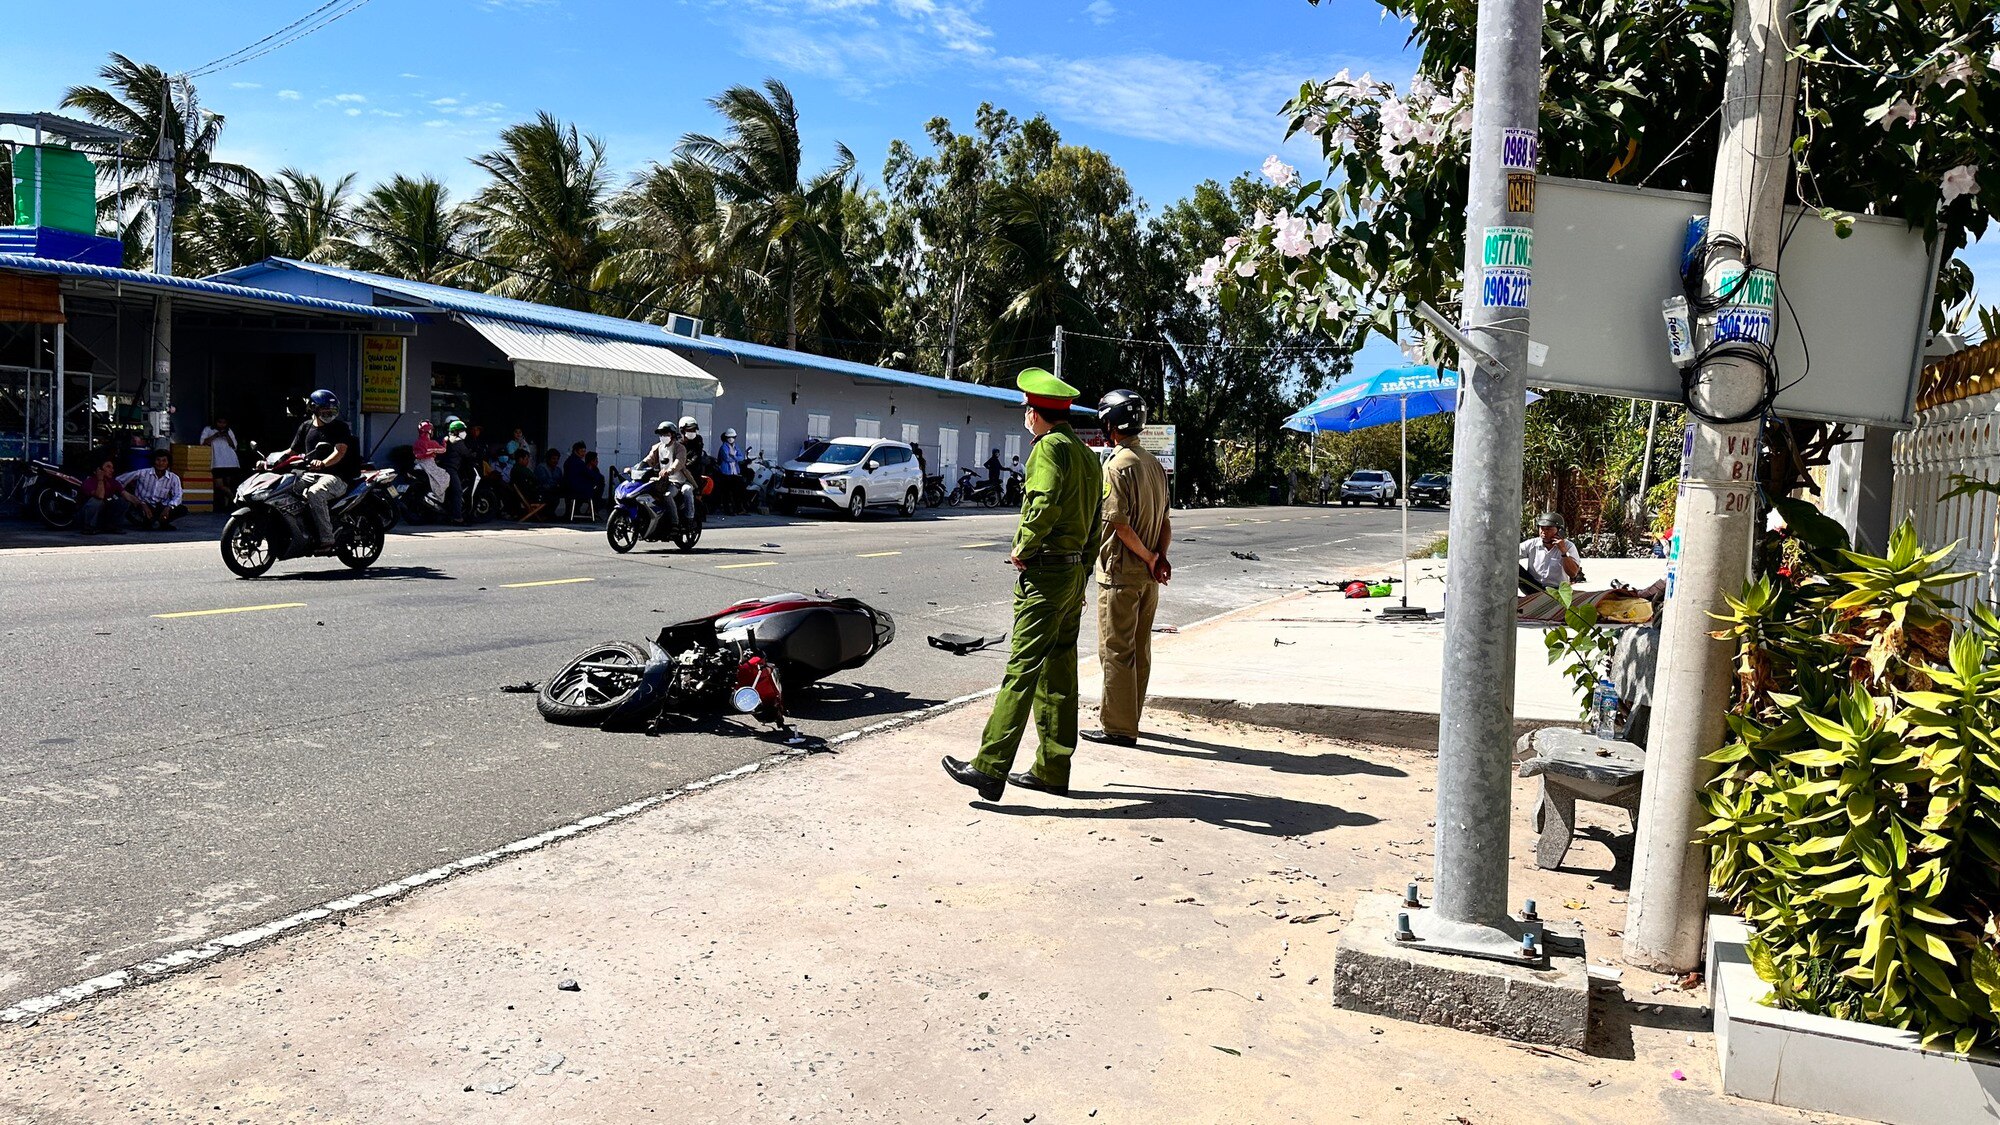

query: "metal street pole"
(1052, 324), (1065, 384)
(1429, 0), (1542, 934)
(1636, 399), (1662, 513)
(150, 125), (177, 443)
(1625, 0), (1800, 971)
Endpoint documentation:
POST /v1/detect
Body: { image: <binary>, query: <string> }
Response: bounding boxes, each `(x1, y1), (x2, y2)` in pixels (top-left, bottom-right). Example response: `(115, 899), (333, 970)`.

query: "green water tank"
(11, 146), (100, 234)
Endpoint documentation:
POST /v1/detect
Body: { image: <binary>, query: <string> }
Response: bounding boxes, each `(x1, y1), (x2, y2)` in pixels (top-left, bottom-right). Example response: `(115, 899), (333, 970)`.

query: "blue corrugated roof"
(0, 254), (419, 323)
(217, 258), (1055, 410)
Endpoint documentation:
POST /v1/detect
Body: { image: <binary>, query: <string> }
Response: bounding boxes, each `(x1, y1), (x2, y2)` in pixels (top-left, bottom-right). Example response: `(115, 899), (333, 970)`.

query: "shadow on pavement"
(794, 683), (944, 723)
(1137, 731), (1408, 779)
(1588, 982), (1708, 1061)
(265, 565), (457, 582)
(979, 783), (1378, 837)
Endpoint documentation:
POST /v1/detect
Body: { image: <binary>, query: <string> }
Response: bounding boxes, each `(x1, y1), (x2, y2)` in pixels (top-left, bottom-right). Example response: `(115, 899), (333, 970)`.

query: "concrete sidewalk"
(1085, 557), (1669, 731)
(3, 685), (1828, 1120)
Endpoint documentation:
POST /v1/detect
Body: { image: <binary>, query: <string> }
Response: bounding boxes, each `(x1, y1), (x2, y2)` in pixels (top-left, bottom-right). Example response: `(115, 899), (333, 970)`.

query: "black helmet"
(1096, 388), (1148, 436)
(655, 420), (676, 435)
(307, 389), (339, 414)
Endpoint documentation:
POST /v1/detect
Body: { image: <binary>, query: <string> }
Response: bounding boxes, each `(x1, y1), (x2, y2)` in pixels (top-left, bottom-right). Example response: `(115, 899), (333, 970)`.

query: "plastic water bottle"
(1592, 677), (1622, 740)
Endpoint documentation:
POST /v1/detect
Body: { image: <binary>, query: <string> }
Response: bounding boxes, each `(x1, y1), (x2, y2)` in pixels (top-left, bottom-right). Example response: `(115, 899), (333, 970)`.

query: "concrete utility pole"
(1625, 0), (1800, 972)
(1052, 324), (1065, 383)
(150, 125), (176, 442)
(1430, 0), (1542, 931)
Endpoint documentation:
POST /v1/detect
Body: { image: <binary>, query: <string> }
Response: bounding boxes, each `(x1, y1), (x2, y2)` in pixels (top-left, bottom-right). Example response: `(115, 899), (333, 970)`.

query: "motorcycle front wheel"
(946, 487), (964, 508)
(35, 487), (78, 530)
(220, 513), (277, 578)
(336, 517), (385, 570)
(537, 641), (650, 724)
(606, 509), (640, 553)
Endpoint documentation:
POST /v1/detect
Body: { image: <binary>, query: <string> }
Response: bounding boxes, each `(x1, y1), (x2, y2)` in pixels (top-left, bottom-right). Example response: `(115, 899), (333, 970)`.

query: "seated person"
(509, 448), (547, 520)
(1519, 511), (1585, 592)
(78, 457), (137, 534)
(119, 449), (188, 530)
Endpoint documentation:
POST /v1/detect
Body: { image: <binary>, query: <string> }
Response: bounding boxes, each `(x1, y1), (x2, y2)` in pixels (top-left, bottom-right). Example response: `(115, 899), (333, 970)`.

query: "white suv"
(775, 438), (924, 519)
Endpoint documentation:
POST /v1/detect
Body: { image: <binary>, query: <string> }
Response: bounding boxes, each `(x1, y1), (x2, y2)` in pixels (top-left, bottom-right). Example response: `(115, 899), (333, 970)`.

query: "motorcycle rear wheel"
(35, 487), (78, 530)
(221, 513), (277, 578)
(675, 517), (703, 552)
(469, 487), (500, 523)
(537, 641), (650, 724)
(607, 509), (640, 553)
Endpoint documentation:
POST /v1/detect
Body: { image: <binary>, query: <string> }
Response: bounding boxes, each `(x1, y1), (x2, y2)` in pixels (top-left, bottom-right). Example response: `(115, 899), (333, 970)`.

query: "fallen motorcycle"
(536, 593), (895, 730)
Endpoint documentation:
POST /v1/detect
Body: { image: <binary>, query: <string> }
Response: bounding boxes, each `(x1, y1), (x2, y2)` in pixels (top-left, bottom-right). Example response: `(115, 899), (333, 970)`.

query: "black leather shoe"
(941, 756), (1004, 801)
(1007, 770), (1070, 796)
(1080, 728), (1138, 747)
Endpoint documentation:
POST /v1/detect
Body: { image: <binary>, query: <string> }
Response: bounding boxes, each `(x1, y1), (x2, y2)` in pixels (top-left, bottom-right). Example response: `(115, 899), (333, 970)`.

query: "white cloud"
(277, 89), (301, 100)
(399, 72), (422, 79)
(430, 97), (460, 107)
(230, 81), (263, 90)
(996, 53), (1348, 155)
(345, 107), (363, 117)
(1085, 0), (1115, 25)
(334, 93), (368, 103)
(713, 0), (992, 90)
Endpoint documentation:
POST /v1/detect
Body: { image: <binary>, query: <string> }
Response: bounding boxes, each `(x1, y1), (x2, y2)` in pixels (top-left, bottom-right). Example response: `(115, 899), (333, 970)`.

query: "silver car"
(774, 438), (924, 519)
(1338, 469), (1398, 507)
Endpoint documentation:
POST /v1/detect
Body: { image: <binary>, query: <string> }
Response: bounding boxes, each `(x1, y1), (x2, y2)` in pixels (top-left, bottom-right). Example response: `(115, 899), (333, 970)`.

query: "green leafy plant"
(1543, 583), (1613, 721)
(1702, 519), (2000, 1052)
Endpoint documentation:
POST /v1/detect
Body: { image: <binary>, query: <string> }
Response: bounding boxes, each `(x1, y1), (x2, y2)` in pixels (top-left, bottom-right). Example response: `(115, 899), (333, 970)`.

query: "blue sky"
(1, 0), (1416, 210)
(5, 0), (1987, 371)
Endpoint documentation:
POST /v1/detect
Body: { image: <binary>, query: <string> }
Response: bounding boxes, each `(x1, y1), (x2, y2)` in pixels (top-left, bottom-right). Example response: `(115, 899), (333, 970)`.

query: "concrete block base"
(1332, 893), (1592, 1049)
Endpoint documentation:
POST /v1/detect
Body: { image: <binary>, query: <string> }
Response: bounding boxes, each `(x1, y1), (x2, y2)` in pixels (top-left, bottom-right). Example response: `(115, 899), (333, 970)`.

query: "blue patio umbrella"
(1283, 364), (1540, 617)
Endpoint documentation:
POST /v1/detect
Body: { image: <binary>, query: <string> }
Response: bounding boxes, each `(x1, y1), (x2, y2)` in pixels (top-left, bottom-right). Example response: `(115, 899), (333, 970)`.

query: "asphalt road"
(0, 500), (1445, 1008)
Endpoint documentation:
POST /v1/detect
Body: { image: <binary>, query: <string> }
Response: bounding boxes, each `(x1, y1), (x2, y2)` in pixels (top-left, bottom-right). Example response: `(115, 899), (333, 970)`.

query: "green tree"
(459, 111), (616, 312)
(336, 175), (473, 284)
(178, 169), (355, 276)
(59, 53), (257, 272)
(677, 79), (857, 350)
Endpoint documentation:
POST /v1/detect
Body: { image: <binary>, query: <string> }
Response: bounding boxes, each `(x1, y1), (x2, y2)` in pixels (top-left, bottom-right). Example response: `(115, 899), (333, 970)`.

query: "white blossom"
(1942, 164), (1981, 205)
(1302, 112), (1327, 134)
(1410, 119), (1441, 147)
(1935, 53), (1977, 87)
(1879, 99), (1917, 129)
(1273, 213), (1313, 258)
(1262, 154), (1299, 188)
(1235, 257), (1259, 278)
(1377, 96), (1416, 145)
(1312, 221), (1336, 249)
(1222, 235), (1244, 253)
(1321, 296), (1342, 320)
(1410, 74), (1439, 102)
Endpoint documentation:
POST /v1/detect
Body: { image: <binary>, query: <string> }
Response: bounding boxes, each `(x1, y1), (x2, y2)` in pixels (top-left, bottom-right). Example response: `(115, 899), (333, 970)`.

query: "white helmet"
(722, 428), (737, 439)
(678, 415), (698, 431)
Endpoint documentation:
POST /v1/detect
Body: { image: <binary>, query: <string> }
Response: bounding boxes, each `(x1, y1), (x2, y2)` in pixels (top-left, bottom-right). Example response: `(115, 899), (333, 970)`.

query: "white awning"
(460, 314), (721, 401)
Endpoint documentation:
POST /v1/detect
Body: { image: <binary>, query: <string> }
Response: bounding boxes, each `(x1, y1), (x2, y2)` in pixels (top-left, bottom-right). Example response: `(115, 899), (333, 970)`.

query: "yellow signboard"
(360, 335), (406, 414)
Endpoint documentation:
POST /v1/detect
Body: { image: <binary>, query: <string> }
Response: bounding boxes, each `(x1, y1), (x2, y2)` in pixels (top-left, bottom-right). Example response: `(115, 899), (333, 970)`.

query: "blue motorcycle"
(606, 465), (706, 553)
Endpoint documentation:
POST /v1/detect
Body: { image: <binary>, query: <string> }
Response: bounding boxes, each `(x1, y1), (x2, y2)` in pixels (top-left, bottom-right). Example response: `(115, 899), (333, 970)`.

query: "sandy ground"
(0, 695), (1860, 1125)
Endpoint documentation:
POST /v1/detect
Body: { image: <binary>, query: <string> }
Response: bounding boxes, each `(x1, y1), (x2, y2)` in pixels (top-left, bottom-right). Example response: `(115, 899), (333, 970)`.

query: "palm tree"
(982, 182), (1102, 379)
(603, 158), (754, 333)
(458, 112), (615, 312)
(336, 175), (472, 283)
(677, 79), (857, 350)
(176, 169), (354, 276)
(59, 53), (257, 273)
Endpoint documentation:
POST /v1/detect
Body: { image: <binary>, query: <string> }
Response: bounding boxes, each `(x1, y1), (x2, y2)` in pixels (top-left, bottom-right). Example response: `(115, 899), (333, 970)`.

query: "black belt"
(1023, 552), (1083, 567)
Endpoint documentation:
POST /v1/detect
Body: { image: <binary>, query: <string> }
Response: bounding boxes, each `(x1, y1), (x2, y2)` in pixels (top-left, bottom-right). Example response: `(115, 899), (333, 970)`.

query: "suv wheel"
(847, 489), (867, 519)
(899, 488), (918, 518)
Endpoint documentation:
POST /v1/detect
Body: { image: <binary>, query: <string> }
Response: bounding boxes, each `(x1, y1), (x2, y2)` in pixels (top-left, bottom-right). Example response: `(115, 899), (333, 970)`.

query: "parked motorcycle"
(220, 446), (399, 577)
(606, 465), (708, 553)
(921, 473), (947, 509)
(1002, 468), (1023, 507)
(536, 592), (895, 730)
(947, 468), (1003, 508)
(5, 458), (84, 529)
(743, 456), (780, 513)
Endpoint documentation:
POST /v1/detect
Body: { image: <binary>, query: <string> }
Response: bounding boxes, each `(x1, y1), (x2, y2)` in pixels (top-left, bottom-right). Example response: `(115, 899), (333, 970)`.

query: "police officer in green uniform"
(942, 368), (1103, 801)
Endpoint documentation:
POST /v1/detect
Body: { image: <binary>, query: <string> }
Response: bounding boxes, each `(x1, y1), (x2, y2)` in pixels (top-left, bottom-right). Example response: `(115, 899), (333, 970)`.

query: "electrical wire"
(181, 0), (355, 79)
(1059, 328), (1332, 353)
(1676, 229), (1780, 426)
(184, 0), (380, 80)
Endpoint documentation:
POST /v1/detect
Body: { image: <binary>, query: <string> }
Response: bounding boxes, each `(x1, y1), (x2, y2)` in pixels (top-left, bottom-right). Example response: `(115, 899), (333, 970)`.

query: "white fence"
(1890, 341), (2000, 606)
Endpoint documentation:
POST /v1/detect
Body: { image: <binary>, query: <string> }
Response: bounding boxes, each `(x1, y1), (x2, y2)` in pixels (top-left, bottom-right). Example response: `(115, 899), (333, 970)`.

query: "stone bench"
(1515, 727), (1646, 870)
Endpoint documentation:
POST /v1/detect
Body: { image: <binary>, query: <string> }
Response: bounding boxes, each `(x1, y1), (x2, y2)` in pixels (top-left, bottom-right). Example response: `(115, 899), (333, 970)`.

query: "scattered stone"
(534, 1052), (566, 1075)
(556, 979), (580, 992)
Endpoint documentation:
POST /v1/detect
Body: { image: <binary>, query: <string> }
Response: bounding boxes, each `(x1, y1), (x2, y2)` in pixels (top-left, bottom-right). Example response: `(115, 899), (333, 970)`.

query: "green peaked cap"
(1017, 366), (1079, 408)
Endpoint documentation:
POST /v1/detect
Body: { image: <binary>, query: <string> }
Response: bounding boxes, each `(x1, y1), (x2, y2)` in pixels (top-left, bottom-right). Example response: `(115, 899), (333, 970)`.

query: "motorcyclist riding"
(281, 389), (360, 553)
(641, 419), (697, 532)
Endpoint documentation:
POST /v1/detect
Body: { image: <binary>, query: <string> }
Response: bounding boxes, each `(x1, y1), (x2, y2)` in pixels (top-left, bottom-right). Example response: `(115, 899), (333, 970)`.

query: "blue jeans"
(81, 496), (130, 532)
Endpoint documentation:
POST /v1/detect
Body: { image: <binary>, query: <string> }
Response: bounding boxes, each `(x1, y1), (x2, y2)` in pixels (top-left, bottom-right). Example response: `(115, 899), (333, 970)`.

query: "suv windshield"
(1348, 472), (1388, 483)
(1416, 474), (1447, 485)
(800, 442), (869, 466)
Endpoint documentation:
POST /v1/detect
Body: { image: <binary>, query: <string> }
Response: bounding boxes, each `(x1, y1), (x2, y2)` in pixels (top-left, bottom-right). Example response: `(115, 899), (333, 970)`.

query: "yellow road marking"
(716, 561), (779, 570)
(958, 541), (1003, 548)
(857, 551), (903, 558)
(500, 577), (595, 588)
(152, 602), (306, 620)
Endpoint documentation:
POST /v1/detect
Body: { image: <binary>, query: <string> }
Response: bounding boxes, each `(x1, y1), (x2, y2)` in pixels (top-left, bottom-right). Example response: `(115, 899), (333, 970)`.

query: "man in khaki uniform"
(1083, 388), (1171, 747)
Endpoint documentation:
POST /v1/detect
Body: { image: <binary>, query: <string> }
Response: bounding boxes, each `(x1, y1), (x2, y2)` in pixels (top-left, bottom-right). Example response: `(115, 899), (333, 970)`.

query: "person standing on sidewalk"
(200, 416), (241, 509)
(1083, 388), (1171, 748)
(943, 368), (1102, 801)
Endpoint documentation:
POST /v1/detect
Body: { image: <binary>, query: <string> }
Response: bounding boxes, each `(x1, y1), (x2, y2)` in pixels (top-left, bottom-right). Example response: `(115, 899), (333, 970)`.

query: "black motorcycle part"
(537, 641), (651, 724)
